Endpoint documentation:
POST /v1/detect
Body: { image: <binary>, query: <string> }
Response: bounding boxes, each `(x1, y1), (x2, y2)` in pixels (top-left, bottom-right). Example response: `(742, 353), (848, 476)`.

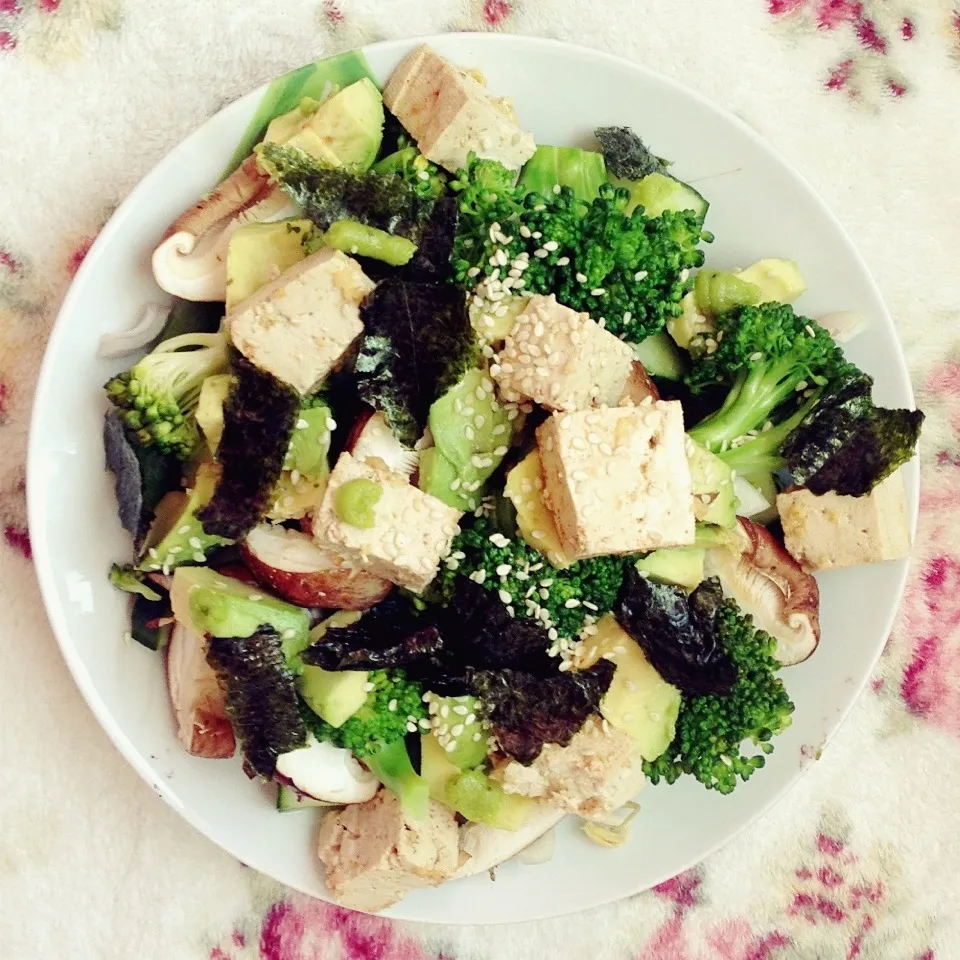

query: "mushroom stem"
(152, 154), (302, 302)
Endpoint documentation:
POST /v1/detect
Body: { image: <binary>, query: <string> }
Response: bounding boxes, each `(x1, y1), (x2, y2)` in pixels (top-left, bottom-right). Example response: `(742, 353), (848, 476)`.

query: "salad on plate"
(100, 44), (924, 912)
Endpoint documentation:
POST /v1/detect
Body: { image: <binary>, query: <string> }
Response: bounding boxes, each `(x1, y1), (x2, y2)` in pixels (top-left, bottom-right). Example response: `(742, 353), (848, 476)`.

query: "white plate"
(27, 33), (919, 924)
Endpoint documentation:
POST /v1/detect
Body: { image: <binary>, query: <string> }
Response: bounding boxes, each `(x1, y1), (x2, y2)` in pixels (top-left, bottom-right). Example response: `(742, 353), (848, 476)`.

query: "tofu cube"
(537, 401), (695, 559)
(777, 470), (912, 571)
(312, 451), (461, 592)
(228, 248), (374, 395)
(383, 44), (536, 173)
(317, 790), (459, 913)
(492, 295), (638, 412)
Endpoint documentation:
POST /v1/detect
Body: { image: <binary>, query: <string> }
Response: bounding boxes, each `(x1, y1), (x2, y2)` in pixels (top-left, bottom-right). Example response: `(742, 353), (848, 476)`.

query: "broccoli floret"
(686, 302), (855, 456)
(450, 159), (708, 342)
(436, 518), (632, 641)
(644, 600), (794, 794)
(302, 668), (426, 759)
(372, 145), (448, 199)
(105, 331), (229, 460)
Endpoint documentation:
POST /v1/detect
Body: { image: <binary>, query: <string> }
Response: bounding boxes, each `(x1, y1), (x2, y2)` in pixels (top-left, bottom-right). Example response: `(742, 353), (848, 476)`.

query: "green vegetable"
(712, 393), (819, 493)
(283, 394), (332, 479)
(372, 146), (447, 199)
(223, 49), (377, 176)
(518, 145), (608, 203)
(421, 366), (520, 511)
(355, 278), (476, 447)
(302, 668), (426, 759)
(170, 565), (310, 661)
(197, 358), (301, 541)
(206, 625), (308, 778)
(780, 369), (924, 497)
(225, 219), (311, 311)
(630, 332), (686, 381)
(693, 269), (760, 315)
(644, 599), (795, 794)
(130, 593), (173, 651)
(688, 441), (736, 528)
(364, 737), (429, 819)
(686, 302), (855, 455)
(283, 77), (384, 170)
(104, 331), (230, 461)
(450, 158), (708, 342)
(595, 126), (667, 181)
(196, 374), (235, 453)
(276, 783), (339, 812)
(258, 143), (434, 240)
(613, 172), (708, 221)
(323, 219), (417, 265)
(334, 478), (382, 528)
(110, 564), (161, 601)
(139, 461), (230, 573)
(436, 518), (632, 639)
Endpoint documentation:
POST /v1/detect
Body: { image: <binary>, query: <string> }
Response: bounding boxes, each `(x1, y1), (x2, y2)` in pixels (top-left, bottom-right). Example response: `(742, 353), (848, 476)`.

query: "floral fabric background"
(2, 1), (959, 957)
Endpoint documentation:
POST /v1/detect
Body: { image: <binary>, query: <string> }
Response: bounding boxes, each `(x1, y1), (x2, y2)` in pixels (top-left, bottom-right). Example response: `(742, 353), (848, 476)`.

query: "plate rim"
(26, 31), (919, 923)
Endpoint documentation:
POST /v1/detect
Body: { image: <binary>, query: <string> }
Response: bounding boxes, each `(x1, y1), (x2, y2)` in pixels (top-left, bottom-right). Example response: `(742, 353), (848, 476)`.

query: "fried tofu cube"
(311, 451), (461, 592)
(383, 44), (536, 173)
(491, 717), (646, 821)
(777, 471), (912, 571)
(228, 248), (374, 395)
(492, 295), (639, 412)
(537, 401), (695, 560)
(317, 790), (459, 913)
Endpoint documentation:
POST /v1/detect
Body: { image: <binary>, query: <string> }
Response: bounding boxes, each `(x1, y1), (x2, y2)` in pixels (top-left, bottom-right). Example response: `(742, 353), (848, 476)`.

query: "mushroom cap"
(704, 517), (820, 665)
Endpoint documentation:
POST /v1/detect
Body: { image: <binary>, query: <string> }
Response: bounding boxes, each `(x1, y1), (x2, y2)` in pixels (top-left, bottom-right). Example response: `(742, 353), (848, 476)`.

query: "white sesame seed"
(591, 288), (606, 297)
(750, 351), (764, 362)
(325, 417), (337, 431)
(575, 272), (588, 283)
(444, 741), (457, 753)
(556, 256), (570, 266)
(498, 589), (513, 604)
(634, 270), (648, 281)
(192, 552), (205, 563)
(295, 419), (309, 430)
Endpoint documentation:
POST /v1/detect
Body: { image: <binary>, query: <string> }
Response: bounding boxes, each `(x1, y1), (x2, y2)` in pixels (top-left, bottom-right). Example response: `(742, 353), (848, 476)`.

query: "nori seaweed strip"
(206, 624), (307, 778)
(198, 357), (300, 540)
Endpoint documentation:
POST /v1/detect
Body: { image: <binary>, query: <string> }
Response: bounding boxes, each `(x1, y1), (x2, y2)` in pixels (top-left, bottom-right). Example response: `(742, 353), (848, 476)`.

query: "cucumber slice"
(630, 333), (687, 381)
(615, 172), (707, 221)
(130, 594), (172, 651)
(276, 784), (342, 812)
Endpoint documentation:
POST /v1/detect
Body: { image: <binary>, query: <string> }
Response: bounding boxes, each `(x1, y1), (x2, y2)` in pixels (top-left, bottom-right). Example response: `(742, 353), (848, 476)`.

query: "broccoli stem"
(688, 356), (813, 452)
(717, 394), (818, 487)
(364, 737), (429, 820)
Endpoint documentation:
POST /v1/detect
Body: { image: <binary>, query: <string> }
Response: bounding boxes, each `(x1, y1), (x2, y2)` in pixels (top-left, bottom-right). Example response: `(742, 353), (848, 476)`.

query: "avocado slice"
(504, 451), (574, 569)
(302, 78), (384, 171)
(170, 565), (309, 662)
(688, 440), (736, 528)
(419, 367), (520, 511)
(297, 611), (366, 726)
(585, 615), (681, 762)
(225, 219), (312, 312)
(420, 735), (530, 831)
(737, 258), (806, 305)
(468, 292), (530, 344)
(263, 96), (321, 147)
(635, 545), (705, 592)
(196, 374), (234, 453)
(428, 696), (488, 770)
(139, 462), (230, 573)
